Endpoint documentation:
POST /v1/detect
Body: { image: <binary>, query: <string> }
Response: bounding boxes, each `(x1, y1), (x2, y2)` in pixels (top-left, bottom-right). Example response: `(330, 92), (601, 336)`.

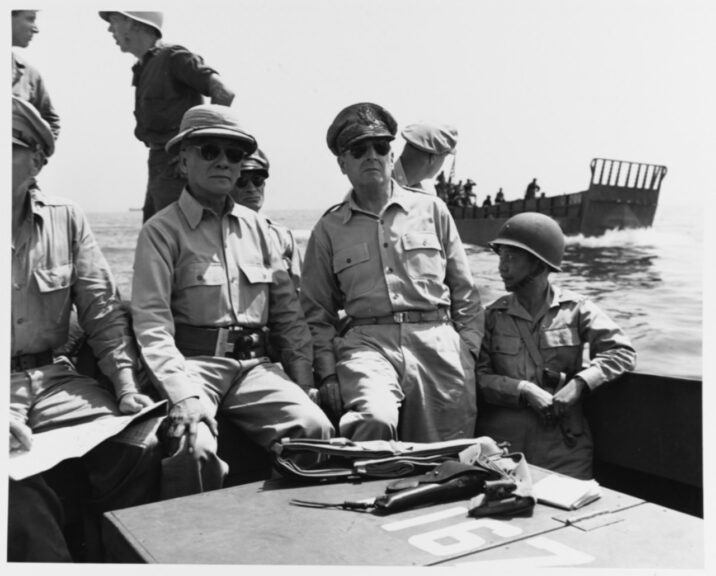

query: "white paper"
(8, 400), (166, 481)
(533, 474), (601, 510)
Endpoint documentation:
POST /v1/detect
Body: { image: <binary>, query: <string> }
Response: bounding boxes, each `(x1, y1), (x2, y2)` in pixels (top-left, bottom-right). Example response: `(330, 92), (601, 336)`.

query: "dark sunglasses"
(186, 143), (246, 164)
(346, 139), (391, 159)
(236, 174), (267, 188)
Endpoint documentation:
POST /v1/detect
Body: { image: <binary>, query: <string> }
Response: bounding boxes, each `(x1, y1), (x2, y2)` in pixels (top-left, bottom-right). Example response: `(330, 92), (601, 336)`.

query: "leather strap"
(350, 307), (450, 327)
(11, 350), (54, 372)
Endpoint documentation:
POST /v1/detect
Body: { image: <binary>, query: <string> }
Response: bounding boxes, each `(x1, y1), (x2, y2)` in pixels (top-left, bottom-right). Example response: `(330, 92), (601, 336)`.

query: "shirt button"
(197, 275), (204, 281)
(383, 243), (388, 248)
(386, 267), (393, 273)
(422, 240), (427, 246)
(391, 293), (398, 299)
(16, 318), (24, 325)
(346, 258), (352, 264)
(380, 219), (384, 225)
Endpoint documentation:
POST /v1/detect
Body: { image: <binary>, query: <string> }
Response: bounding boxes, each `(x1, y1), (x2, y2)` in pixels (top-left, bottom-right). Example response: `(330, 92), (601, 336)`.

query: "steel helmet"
(99, 12), (163, 37)
(489, 212), (565, 272)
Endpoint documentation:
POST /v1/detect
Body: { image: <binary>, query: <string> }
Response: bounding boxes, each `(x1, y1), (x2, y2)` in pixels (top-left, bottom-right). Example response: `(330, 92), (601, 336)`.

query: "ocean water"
(87, 203), (702, 380)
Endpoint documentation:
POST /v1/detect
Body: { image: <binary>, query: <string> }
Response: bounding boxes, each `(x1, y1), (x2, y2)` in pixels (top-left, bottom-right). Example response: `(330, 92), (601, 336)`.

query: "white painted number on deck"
(381, 508), (594, 566)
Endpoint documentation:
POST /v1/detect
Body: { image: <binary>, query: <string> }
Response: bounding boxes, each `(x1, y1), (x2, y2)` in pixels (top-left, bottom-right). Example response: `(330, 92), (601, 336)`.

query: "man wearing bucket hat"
(301, 102), (484, 442)
(99, 11), (236, 223)
(131, 104), (333, 498)
(232, 148), (303, 290)
(393, 123), (458, 195)
(12, 10), (61, 139)
(476, 212), (636, 479)
(10, 97), (161, 561)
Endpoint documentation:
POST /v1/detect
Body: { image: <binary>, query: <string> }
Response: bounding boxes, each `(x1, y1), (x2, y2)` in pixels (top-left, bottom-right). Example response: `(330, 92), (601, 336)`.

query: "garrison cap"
(12, 96), (55, 157)
(401, 123), (458, 155)
(326, 102), (397, 156)
(240, 148), (270, 176)
(165, 104), (257, 155)
(99, 11), (163, 37)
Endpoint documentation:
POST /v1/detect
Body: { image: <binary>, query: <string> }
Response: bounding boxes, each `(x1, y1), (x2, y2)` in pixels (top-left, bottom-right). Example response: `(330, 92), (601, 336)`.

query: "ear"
(178, 151), (189, 177)
(29, 150), (45, 174)
(337, 155), (347, 175)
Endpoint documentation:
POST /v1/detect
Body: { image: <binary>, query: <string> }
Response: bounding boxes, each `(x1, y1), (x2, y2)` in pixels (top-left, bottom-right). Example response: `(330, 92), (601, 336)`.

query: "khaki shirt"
(131, 190), (313, 403)
(266, 217), (302, 289)
(11, 189), (138, 397)
(301, 182), (484, 382)
(477, 285), (637, 406)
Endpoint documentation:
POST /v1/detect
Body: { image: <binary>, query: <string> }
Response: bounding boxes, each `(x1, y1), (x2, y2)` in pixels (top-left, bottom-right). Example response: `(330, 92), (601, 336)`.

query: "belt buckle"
(393, 312), (407, 323)
(215, 327), (232, 356)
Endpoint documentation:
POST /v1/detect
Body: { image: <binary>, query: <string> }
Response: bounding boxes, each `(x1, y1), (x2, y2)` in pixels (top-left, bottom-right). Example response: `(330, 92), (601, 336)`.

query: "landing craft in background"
(451, 158), (668, 246)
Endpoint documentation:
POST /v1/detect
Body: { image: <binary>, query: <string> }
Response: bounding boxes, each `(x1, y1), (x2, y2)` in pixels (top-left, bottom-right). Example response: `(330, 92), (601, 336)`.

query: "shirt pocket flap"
(401, 232), (441, 252)
(34, 263), (74, 293)
(493, 334), (521, 355)
(175, 262), (226, 289)
(242, 265), (273, 285)
(541, 327), (580, 348)
(333, 243), (370, 274)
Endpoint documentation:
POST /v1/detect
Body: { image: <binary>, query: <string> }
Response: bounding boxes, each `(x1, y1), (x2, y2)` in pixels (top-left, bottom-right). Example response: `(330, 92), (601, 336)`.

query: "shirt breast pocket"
(333, 243), (373, 297)
(33, 263), (74, 319)
(491, 333), (522, 375)
(175, 262), (226, 291)
(401, 232), (444, 280)
(541, 327), (582, 371)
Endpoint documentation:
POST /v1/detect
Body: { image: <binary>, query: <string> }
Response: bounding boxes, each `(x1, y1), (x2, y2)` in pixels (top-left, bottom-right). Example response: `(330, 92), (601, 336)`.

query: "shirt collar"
(179, 188), (244, 229)
(341, 180), (415, 224)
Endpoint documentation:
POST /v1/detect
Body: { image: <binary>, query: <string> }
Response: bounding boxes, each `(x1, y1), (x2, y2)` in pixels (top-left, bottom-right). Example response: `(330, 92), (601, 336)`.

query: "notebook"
(533, 474), (601, 510)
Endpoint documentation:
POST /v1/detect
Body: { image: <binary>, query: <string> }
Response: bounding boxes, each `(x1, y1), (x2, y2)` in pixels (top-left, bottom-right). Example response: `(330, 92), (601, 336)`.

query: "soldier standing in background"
(99, 11), (236, 222)
(12, 10), (61, 138)
(393, 123), (458, 195)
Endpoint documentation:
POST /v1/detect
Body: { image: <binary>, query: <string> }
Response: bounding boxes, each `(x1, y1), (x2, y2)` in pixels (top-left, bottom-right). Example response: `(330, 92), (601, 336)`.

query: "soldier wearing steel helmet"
(131, 104), (333, 499)
(232, 148), (303, 290)
(476, 212), (636, 479)
(99, 11), (236, 222)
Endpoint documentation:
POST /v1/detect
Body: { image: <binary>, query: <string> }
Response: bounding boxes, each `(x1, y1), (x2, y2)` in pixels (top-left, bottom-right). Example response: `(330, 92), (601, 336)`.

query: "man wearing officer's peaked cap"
(301, 101), (484, 444)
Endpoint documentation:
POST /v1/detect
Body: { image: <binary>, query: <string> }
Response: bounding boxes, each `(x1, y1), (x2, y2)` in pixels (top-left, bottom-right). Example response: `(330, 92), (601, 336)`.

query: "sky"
(10, 0), (716, 213)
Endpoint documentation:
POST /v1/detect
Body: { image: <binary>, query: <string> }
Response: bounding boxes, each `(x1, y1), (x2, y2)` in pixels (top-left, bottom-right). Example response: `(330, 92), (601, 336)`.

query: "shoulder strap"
(512, 316), (543, 372)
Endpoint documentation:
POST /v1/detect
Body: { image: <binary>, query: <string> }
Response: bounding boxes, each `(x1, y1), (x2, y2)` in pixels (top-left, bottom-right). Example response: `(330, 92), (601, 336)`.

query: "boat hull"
(451, 158), (666, 245)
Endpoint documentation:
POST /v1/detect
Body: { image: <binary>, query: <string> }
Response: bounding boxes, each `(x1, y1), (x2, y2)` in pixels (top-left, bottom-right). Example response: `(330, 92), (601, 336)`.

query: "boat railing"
(450, 191), (584, 220)
(589, 158), (667, 191)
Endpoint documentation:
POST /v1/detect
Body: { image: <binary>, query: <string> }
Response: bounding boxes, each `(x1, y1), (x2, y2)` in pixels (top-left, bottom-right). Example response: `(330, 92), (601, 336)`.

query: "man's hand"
(118, 393), (154, 414)
(552, 377), (586, 417)
(520, 381), (555, 424)
(318, 375), (342, 423)
(10, 419), (33, 453)
(164, 398), (217, 455)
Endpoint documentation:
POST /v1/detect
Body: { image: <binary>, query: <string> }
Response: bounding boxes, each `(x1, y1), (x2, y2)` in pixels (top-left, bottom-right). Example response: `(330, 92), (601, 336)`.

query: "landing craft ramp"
(102, 464), (702, 567)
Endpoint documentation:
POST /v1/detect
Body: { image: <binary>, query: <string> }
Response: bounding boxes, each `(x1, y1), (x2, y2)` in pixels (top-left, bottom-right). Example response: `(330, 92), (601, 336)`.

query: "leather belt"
(349, 307), (450, 327)
(11, 350), (54, 372)
(174, 324), (269, 360)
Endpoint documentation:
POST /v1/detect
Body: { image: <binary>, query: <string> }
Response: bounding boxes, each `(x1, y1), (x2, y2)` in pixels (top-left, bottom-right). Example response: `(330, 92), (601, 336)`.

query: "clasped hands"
(520, 377), (585, 424)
